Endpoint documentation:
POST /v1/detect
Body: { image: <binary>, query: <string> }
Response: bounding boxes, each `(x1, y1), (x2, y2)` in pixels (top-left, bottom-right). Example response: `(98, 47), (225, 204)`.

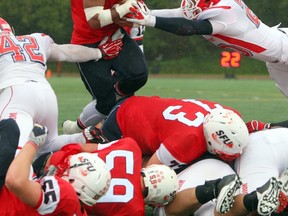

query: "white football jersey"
(199, 0), (288, 64)
(235, 128), (288, 194)
(154, 159), (236, 216)
(0, 33), (52, 89)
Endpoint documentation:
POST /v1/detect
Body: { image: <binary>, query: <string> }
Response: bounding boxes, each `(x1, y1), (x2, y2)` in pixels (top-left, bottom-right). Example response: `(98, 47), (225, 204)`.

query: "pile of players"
(1, 0), (288, 215)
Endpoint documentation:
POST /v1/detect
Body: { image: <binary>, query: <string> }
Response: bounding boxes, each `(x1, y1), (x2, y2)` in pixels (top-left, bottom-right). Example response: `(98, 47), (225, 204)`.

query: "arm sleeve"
(270, 120), (288, 128)
(155, 17), (213, 35)
(48, 43), (102, 62)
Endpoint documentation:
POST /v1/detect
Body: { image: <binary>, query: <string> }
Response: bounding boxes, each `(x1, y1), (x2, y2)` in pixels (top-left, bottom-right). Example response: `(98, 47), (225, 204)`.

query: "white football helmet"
(141, 164), (178, 205)
(62, 153), (111, 206)
(181, 0), (221, 20)
(0, 18), (14, 35)
(203, 108), (249, 161)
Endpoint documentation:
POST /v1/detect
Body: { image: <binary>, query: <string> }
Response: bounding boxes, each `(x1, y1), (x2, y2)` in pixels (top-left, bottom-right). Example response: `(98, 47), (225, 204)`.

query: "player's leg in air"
(63, 25), (146, 135)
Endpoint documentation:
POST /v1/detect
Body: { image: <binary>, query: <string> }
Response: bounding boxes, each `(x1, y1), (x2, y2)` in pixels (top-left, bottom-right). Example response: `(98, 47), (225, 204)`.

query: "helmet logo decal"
(80, 169), (89, 176)
(74, 156), (97, 172)
(214, 130), (233, 148)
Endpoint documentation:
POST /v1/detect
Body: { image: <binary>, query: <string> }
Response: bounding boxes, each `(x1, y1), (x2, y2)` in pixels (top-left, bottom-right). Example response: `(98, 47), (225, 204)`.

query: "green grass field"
(50, 75), (288, 132)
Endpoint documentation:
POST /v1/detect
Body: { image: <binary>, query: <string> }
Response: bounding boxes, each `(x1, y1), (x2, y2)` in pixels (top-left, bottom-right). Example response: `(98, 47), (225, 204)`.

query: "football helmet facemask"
(181, 0), (221, 20)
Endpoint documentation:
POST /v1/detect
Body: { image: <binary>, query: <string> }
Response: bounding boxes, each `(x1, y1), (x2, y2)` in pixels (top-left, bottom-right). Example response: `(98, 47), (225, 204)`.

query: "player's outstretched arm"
(125, 2), (213, 35)
(5, 124), (48, 208)
(48, 38), (123, 62)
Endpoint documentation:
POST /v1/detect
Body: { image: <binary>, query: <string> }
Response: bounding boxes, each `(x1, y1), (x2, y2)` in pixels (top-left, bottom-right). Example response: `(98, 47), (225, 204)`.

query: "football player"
(97, 95), (249, 172)
(64, 0), (148, 133)
(127, 0), (288, 98)
(225, 128), (288, 216)
(33, 137), (179, 216)
(154, 157), (241, 216)
(1, 122), (111, 215)
(33, 135), (244, 216)
(0, 17), (122, 157)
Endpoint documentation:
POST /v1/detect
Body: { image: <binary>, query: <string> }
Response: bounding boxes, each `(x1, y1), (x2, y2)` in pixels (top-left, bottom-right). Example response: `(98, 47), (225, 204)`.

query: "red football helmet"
(0, 18), (14, 35)
(181, 0), (221, 20)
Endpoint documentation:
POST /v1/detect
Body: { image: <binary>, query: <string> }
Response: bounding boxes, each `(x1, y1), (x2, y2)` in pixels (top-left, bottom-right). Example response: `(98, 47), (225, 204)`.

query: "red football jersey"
(70, 0), (120, 44)
(37, 176), (87, 216)
(0, 186), (39, 216)
(117, 96), (240, 169)
(49, 138), (145, 216)
(85, 138), (144, 216)
(0, 176), (86, 216)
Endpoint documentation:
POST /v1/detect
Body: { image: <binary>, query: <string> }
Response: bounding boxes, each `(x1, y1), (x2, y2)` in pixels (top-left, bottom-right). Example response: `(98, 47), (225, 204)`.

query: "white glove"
(125, 1), (156, 27)
(29, 124), (48, 148)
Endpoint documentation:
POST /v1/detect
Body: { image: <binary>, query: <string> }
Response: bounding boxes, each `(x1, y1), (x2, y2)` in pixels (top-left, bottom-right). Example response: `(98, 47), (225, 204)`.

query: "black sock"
(243, 191), (258, 212)
(195, 178), (221, 204)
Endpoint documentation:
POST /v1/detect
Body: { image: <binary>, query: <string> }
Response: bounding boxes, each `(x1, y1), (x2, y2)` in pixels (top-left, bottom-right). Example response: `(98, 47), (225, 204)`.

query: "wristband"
(115, 1), (134, 18)
(85, 6), (104, 20)
(98, 9), (113, 27)
(95, 48), (103, 59)
(84, 6), (113, 27)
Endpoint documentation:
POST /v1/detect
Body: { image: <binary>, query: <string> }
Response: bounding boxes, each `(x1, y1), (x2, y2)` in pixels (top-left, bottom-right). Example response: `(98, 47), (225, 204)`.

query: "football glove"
(29, 124), (48, 148)
(245, 120), (271, 133)
(98, 37), (123, 60)
(83, 126), (109, 144)
(125, 1), (156, 27)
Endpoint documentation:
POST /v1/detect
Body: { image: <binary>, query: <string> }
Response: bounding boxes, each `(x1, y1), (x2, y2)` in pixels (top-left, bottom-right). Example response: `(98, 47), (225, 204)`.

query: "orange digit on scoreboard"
(220, 51), (241, 68)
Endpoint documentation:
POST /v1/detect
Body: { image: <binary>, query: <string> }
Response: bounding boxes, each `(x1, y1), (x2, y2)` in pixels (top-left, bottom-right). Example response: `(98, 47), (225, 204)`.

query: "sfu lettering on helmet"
(61, 153), (111, 206)
(0, 18), (14, 35)
(181, 0), (221, 20)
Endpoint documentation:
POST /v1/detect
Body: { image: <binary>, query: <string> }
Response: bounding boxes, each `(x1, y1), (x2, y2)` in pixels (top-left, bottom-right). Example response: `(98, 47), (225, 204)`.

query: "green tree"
(0, 0), (72, 43)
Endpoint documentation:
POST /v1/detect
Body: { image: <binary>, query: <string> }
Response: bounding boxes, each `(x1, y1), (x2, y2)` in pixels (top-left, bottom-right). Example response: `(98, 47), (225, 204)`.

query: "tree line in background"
(1, 0), (287, 74)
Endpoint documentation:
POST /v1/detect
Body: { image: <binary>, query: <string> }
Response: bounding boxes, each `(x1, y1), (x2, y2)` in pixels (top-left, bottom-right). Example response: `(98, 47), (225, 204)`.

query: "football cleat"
(215, 174), (242, 214)
(257, 177), (280, 216)
(276, 169), (288, 213)
(83, 126), (108, 144)
(62, 120), (82, 134)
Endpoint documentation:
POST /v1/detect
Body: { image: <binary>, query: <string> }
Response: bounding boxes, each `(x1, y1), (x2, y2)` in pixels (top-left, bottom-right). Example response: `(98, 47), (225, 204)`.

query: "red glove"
(98, 37), (123, 60)
(245, 120), (271, 133)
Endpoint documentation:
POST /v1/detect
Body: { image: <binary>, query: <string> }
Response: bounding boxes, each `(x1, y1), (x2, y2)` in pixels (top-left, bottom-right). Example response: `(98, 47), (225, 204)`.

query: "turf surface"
(50, 75), (288, 132)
